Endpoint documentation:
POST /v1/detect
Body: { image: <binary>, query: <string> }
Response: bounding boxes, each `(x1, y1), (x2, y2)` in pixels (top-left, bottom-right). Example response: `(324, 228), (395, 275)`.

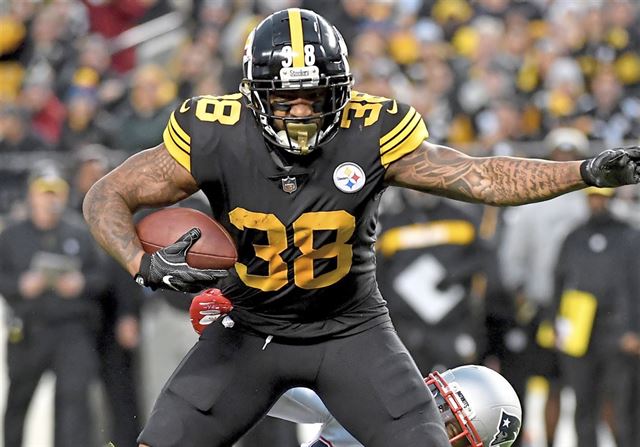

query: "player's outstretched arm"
(83, 143), (198, 275)
(385, 141), (640, 206)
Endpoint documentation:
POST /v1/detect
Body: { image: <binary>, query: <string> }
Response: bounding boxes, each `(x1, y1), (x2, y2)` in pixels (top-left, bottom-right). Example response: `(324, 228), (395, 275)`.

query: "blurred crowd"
(0, 0), (639, 446)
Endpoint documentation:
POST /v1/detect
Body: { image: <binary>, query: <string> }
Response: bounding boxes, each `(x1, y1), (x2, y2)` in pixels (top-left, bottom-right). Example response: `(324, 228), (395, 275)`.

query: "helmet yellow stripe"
(288, 8), (305, 68)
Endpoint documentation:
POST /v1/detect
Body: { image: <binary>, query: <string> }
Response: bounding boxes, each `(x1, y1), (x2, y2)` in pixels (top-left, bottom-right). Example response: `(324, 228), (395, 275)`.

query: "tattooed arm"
(385, 142), (585, 206)
(83, 144), (198, 275)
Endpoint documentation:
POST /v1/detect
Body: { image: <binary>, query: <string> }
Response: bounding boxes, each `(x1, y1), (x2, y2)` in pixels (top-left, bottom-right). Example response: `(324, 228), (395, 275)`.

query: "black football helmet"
(240, 8), (353, 155)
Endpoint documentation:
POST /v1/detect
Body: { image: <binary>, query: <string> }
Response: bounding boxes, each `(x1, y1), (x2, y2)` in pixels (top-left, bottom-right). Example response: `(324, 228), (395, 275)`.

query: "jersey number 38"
(229, 208), (355, 291)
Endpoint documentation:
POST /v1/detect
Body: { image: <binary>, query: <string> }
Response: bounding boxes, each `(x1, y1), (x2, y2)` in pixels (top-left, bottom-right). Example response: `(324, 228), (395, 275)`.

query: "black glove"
(135, 228), (228, 293)
(580, 146), (640, 187)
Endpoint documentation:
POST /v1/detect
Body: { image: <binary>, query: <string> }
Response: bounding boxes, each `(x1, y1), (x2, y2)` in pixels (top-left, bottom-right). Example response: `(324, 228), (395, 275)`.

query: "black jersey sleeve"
(163, 98), (194, 173)
(378, 100), (429, 169)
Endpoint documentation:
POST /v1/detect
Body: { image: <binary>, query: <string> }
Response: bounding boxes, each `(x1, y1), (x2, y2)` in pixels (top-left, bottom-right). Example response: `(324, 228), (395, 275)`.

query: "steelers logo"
(333, 162), (366, 193)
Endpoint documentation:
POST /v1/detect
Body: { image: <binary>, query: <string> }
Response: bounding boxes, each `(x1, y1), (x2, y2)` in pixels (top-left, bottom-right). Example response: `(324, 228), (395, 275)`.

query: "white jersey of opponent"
(269, 388), (361, 447)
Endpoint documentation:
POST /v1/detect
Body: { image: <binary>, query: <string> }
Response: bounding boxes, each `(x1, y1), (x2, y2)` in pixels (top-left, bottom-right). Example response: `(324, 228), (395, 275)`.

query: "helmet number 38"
(281, 45), (316, 68)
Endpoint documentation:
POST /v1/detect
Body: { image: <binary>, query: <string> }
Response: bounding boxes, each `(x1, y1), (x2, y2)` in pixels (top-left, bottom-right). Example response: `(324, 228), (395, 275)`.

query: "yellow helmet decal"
(287, 8), (305, 68)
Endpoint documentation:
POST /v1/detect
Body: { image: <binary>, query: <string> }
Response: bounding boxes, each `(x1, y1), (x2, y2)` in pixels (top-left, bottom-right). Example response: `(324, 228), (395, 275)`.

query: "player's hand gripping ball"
(190, 288), (234, 335)
(136, 207), (237, 269)
(135, 208), (237, 293)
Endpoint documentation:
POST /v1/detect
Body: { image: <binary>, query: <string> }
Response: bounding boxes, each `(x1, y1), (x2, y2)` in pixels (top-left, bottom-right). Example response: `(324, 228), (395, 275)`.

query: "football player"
(190, 290), (522, 447)
(273, 368), (521, 447)
(83, 8), (640, 447)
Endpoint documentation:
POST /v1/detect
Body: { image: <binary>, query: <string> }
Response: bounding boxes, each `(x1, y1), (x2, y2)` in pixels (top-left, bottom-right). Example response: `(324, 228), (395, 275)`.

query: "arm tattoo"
(386, 144), (584, 206)
(83, 146), (197, 273)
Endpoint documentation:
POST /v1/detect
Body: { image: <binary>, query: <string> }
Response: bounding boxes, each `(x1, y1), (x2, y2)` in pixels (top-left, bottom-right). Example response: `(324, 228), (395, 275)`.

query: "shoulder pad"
(163, 93), (245, 172)
(339, 91), (392, 128)
(379, 101), (429, 168)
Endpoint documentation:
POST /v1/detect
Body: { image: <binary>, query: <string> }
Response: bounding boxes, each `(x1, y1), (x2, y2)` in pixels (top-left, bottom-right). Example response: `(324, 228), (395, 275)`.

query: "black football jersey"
(163, 91), (429, 339)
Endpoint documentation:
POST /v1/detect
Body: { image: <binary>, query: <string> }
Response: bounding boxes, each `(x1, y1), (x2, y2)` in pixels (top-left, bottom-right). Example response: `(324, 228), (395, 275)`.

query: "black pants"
(4, 323), (98, 447)
(98, 330), (141, 447)
(139, 320), (449, 447)
(630, 357), (640, 447)
(615, 354), (639, 447)
(560, 345), (626, 447)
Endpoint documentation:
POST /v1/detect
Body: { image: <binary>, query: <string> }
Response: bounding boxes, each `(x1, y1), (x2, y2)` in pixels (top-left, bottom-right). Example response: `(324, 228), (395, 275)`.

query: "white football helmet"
(270, 365), (522, 447)
(426, 365), (522, 447)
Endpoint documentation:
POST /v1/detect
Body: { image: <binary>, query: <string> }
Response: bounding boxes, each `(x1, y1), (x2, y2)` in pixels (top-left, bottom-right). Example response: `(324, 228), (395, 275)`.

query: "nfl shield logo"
(281, 176), (297, 194)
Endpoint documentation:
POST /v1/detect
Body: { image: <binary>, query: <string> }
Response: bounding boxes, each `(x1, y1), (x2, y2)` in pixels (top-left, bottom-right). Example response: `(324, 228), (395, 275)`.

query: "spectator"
(569, 7), (605, 82)
(21, 5), (76, 87)
(0, 7), (29, 102)
(68, 144), (114, 212)
(58, 88), (117, 152)
(496, 7), (533, 79)
(311, 0), (366, 50)
(552, 187), (639, 447)
(610, 184), (640, 229)
(81, 0), (149, 73)
(0, 162), (103, 447)
(475, 97), (526, 155)
(69, 148), (144, 446)
(172, 42), (220, 99)
(348, 29), (398, 98)
(18, 69), (66, 146)
(58, 34), (128, 113)
(618, 217), (640, 446)
(499, 127), (590, 447)
(605, 0), (640, 64)
(474, 0), (511, 18)
(428, 0), (474, 41)
(113, 64), (177, 154)
(0, 105), (51, 152)
(583, 67), (639, 145)
(535, 57), (590, 133)
(192, 23), (223, 57)
(217, 11), (261, 92)
(193, 0), (234, 30)
(410, 58), (458, 144)
(95, 258), (143, 446)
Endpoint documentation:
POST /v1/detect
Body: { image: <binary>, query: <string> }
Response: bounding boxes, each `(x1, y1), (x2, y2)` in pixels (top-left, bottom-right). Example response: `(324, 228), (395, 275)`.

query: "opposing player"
(190, 291), (522, 447)
(83, 8), (640, 447)
(273, 368), (521, 447)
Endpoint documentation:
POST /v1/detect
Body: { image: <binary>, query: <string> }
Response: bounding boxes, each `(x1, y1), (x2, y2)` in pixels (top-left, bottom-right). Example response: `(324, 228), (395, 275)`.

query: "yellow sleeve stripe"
(163, 126), (191, 172)
(380, 111), (421, 155)
(167, 120), (190, 154)
(380, 119), (428, 168)
(288, 8), (305, 68)
(169, 112), (190, 145)
(380, 107), (417, 146)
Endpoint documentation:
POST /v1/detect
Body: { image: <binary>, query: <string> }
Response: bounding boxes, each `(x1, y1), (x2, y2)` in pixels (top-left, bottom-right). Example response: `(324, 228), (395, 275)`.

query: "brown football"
(136, 207), (237, 269)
